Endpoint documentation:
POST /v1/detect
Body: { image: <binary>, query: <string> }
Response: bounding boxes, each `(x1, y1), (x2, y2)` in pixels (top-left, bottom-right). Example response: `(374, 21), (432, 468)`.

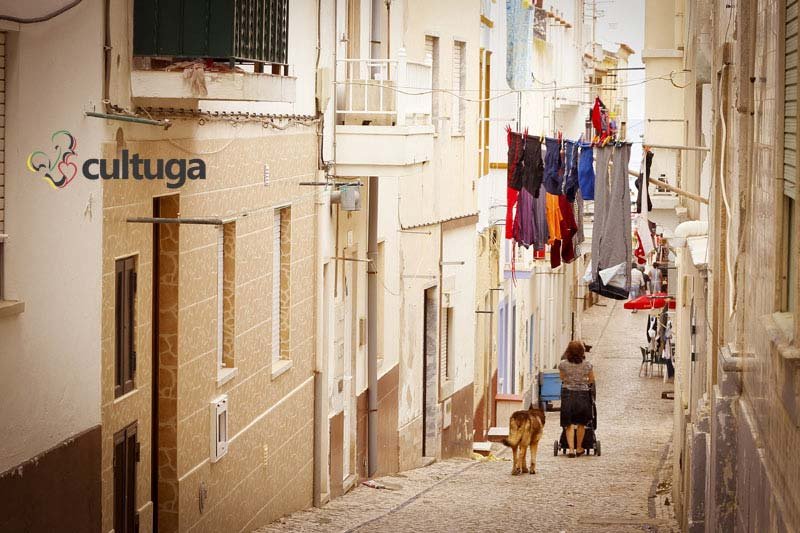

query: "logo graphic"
(26, 130), (78, 189)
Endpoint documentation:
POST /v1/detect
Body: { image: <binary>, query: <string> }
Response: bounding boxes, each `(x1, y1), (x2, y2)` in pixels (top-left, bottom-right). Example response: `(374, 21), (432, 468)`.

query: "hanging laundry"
(590, 97), (611, 140)
(544, 191), (578, 268)
(512, 187), (536, 248)
(572, 188), (585, 249)
(505, 0), (533, 90)
(545, 192), (563, 268)
(510, 134), (544, 196)
(634, 231), (647, 265)
(532, 183), (550, 250)
(636, 149), (654, 213)
(512, 182), (549, 251)
(590, 143), (632, 300)
(636, 215), (655, 257)
(505, 129), (524, 239)
(557, 194), (578, 264)
(543, 137), (563, 195)
(562, 140), (580, 202)
(578, 142), (595, 200)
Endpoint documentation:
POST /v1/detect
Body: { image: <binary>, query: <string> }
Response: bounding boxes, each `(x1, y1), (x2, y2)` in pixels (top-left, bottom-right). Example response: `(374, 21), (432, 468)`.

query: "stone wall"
(692, 0), (800, 529)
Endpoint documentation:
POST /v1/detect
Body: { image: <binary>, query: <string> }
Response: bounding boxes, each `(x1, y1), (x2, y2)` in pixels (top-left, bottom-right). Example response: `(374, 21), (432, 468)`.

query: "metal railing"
(336, 48), (432, 126)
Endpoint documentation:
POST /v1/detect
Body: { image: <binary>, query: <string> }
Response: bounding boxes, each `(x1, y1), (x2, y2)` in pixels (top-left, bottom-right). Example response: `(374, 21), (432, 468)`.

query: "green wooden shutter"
(133, 0), (288, 64)
(785, 0), (798, 199)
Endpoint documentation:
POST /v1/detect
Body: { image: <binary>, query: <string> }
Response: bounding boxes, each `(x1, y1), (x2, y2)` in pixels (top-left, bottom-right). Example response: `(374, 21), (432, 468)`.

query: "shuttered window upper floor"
(129, 0), (296, 102)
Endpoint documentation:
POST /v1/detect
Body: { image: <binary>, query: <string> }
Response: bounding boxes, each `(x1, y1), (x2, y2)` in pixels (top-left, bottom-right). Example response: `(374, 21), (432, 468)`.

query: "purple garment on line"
(512, 187), (536, 248)
(532, 183), (549, 250)
(513, 184), (549, 249)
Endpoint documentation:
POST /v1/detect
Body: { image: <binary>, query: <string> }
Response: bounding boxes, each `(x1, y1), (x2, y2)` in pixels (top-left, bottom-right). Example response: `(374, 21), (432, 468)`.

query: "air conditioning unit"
(331, 185), (361, 211)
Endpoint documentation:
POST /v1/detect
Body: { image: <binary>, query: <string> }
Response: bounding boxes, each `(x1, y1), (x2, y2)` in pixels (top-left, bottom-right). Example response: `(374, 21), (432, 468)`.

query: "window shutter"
(272, 210), (282, 362)
(452, 41), (466, 134)
(440, 307), (449, 384)
(114, 423), (138, 533)
(125, 425), (137, 533)
(113, 430), (125, 533)
(133, 0), (289, 65)
(426, 35), (440, 132)
(115, 263), (124, 397)
(785, 0), (798, 199)
(115, 258), (136, 397)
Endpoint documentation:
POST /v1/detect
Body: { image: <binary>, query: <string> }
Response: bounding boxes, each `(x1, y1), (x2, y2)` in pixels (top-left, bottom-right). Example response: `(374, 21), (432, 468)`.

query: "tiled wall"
(101, 128), (318, 532)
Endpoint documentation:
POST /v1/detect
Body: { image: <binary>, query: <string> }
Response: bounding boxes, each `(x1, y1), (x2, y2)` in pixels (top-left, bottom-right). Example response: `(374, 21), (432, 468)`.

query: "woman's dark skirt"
(560, 388), (593, 427)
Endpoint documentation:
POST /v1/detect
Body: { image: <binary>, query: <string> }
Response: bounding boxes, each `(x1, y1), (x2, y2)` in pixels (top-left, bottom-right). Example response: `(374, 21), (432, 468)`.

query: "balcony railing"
(336, 48), (432, 127)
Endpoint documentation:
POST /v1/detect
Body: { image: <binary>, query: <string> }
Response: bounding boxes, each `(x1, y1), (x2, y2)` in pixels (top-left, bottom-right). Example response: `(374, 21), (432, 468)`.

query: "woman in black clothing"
(558, 341), (596, 457)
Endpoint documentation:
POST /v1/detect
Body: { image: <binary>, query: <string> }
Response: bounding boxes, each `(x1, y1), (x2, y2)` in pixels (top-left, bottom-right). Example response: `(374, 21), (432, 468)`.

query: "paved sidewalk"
(256, 300), (678, 532)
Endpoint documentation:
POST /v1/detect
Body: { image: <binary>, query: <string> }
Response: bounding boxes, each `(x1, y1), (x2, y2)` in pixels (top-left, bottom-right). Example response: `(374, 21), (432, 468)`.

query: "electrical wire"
(333, 70), (689, 104)
(0, 0), (83, 23)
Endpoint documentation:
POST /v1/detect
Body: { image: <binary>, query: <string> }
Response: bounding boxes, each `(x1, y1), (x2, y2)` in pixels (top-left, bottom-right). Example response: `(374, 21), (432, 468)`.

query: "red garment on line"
(506, 129), (525, 239)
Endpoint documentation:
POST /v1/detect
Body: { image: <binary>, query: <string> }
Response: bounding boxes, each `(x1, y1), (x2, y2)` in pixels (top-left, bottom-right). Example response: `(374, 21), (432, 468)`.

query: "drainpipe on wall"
(313, 0), (330, 507)
(367, 175), (379, 477)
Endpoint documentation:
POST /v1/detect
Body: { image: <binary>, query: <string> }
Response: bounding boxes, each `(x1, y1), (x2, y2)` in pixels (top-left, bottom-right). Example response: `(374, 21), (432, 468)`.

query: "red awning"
(623, 293), (676, 310)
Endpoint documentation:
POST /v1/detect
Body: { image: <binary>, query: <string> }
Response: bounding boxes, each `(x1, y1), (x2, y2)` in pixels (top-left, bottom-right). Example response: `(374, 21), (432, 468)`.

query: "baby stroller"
(553, 384), (601, 456)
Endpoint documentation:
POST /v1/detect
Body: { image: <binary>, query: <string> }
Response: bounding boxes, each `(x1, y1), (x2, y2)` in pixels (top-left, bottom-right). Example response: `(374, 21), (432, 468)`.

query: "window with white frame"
(452, 40), (466, 135)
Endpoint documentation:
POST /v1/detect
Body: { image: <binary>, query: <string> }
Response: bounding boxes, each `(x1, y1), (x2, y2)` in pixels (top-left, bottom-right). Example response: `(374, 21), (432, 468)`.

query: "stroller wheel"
(595, 440), (601, 457)
(553, 440), (559, 456)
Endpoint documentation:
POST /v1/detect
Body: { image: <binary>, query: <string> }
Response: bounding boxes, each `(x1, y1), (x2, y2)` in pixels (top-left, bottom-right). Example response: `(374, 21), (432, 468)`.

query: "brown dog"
(502, 405), (546, 475)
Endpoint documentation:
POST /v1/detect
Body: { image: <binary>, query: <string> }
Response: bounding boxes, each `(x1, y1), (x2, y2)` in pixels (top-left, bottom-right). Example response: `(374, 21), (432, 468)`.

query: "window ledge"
(762, 312), (799, 361)
(271, 359), (293, 380)
(440, 378), (455, 400)
(131, 69), (296, 103)
(216, 367), (239, 387)
(0, 300), (25, 318)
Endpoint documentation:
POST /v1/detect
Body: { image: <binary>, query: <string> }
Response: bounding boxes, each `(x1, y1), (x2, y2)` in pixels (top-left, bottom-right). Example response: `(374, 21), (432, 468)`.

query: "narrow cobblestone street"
(256, 301), (678, 532)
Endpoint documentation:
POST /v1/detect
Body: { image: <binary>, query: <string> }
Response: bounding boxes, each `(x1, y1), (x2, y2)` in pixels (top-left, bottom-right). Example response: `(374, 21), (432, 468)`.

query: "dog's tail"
(501, 420), (522, 447)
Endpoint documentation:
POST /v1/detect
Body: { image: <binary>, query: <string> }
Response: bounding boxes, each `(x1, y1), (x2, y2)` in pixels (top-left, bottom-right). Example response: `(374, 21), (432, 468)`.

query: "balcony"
(334, 49), (434, 176)
(130, 68), (296, 103)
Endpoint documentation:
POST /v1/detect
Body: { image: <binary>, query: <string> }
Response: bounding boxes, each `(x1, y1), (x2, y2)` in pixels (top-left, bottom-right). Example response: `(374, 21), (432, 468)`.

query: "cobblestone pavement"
(256, 300), (678, 533)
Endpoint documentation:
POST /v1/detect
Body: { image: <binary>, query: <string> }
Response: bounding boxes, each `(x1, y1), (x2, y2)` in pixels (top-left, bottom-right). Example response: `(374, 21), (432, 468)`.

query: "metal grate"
(133, 0), (288, 67)
(234, 0), (288, 65)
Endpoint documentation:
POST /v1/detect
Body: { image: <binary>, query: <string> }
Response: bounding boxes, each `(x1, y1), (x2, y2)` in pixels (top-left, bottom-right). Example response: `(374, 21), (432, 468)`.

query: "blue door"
(497, 299), (507, 394)
(510, 302), (516, 394)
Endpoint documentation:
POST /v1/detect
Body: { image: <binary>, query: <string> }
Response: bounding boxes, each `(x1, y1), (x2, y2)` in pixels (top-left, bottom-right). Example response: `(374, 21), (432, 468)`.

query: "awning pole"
(642, 143), (710, 152)
(627, 169), (709, 205)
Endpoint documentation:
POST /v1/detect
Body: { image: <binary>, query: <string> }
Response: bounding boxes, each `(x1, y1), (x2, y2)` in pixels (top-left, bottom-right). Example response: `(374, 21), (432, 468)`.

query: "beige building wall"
(473, 226), (500, 439)
(397, 0), (480, 228)
(94, 1), (326, 531)
(99, 131), (318, 533)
